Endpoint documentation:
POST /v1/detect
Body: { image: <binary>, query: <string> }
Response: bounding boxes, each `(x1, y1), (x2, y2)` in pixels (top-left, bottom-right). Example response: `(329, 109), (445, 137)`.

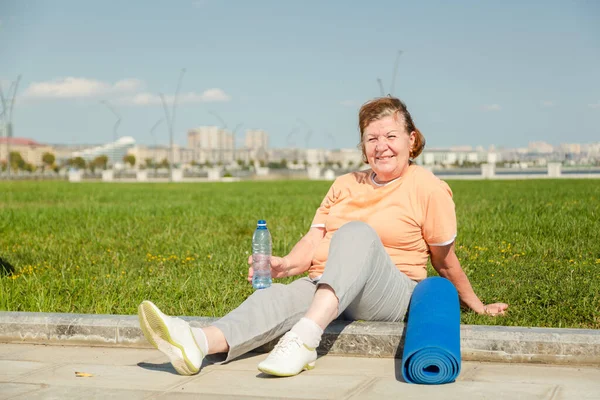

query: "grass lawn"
(1, 179), (599, 329)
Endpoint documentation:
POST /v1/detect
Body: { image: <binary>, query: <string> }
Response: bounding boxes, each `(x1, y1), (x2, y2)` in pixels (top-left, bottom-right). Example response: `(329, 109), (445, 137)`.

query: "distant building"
(244, 129), (269, 162)
(528, 141), (554, 154)
(419, 148), (486, 166)
(128, 144), (193, 167)
(0, 137), (55, 166)
(559, 143), (581, 155)
(188, 126), (235, 164)
(245, 129), (268, 150)
(268, 148), (305, 165)
(305, 148), (329, 166)
(327, 148), (364, 168)
(72, 136), (136, 166)
(586, 143), (600, 157)
(51, 144), (94, 164)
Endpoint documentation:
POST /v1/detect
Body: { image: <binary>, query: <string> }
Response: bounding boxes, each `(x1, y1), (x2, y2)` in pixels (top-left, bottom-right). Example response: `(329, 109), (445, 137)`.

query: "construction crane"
(149, 119), (163, 170)
(375, 50), (403, 97)
(100, 100), (122, 143)
(390, 50), (403, 96)
(159, 67), (186, 181)
(0, 75), (22, 178)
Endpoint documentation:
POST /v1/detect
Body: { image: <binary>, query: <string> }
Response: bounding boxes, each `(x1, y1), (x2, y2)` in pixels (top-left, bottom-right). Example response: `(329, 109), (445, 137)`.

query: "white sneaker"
(138, 300), (204, 376)
(257, 332), (317, 377)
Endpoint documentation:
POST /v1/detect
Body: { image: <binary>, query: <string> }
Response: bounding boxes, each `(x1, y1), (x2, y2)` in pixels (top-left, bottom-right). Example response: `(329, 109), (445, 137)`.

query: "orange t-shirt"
(309, 165), (456, 281)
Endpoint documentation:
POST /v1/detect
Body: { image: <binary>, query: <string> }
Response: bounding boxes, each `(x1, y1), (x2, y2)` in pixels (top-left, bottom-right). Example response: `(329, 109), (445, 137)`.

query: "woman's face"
(363, 115), (415, 182)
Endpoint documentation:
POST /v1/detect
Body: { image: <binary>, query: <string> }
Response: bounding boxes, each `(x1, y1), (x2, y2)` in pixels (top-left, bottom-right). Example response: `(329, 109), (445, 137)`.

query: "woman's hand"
(247, 255), (291, 283)
(479, 302), (509, 316)
(430, 244), (509, 318)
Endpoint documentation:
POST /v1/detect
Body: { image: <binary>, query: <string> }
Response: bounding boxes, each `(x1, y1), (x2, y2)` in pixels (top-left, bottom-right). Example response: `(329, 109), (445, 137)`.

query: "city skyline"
(3, 122), (600, 156)
(4, 124), (600, 154)
(1, 0), (599, 150)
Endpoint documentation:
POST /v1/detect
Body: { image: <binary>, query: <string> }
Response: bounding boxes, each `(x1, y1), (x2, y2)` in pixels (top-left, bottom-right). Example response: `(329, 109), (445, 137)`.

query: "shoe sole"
(257, 361), (316, 377)
(138, 301), (200, 376)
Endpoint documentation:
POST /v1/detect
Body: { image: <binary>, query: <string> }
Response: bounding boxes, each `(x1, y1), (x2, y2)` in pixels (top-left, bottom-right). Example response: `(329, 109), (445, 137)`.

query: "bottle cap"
(257, 219), (267, 227)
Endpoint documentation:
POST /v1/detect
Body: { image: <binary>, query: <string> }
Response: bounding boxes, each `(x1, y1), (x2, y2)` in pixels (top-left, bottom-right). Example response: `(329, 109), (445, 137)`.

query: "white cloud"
(118, 88), (231, 106)
(588, 102), (600, 109)
(541, 100), (555, 108)
(20, 77), (230, 107)
(196, 88), (230, 102)
(481, 104), (501, 112)
(113, 79), (144, 92)
(22, 77), (143, 99)
(120, 92), (159, 106)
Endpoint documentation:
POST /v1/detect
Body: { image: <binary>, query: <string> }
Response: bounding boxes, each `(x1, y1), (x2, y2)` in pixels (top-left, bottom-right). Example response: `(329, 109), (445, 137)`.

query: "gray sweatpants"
(213, 221), (418, 361)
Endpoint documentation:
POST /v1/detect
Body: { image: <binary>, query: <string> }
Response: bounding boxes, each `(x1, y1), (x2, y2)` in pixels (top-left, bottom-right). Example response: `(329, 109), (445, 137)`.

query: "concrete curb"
(1, 311), (599, 366)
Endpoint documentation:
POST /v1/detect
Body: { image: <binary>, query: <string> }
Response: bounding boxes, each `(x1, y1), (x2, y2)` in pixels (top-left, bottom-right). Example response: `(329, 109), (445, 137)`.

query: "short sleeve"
(310, 181), (339, 228)
(422, 180), (457, 246)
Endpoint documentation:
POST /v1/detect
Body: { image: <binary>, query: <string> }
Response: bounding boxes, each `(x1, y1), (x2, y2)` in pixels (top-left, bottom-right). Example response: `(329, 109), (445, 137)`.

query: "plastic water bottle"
(252, 219), (272, 290)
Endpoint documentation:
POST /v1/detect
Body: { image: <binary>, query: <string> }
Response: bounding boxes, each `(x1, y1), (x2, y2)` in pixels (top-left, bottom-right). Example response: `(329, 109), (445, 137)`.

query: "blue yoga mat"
(401, 276), (461, 384)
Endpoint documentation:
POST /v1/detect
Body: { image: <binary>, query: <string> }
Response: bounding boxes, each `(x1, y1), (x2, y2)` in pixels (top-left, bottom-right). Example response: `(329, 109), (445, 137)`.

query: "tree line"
(2, 151), (359, 173)
(1, 152), (139, 173)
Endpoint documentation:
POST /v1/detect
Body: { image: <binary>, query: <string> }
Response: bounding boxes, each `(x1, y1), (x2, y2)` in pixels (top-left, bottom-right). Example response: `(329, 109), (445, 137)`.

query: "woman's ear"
(409, 131), (417, 158)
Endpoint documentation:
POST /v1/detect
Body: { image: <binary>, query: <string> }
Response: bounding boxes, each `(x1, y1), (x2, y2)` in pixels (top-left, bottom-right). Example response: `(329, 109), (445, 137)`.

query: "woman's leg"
(210, 277), (316, 362)
(139, 277), (317, 375)
(258, 221), (416, 376)
(313, 221), (417, 324)
(200, 326), (229, 354)
(303, 285), (339, 330)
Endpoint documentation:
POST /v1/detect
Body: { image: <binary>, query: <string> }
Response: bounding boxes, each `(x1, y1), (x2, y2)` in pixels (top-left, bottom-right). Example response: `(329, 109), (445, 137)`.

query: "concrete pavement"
(1, 343), (599, 399)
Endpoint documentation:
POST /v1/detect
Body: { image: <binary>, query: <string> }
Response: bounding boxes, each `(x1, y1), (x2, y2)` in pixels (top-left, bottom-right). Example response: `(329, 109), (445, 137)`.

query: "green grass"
(1, 179), (599, 329)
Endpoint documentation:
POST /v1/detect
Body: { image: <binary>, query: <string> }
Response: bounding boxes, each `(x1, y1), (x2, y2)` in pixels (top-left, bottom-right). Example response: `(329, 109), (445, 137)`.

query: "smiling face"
(363, 114), (415, 182)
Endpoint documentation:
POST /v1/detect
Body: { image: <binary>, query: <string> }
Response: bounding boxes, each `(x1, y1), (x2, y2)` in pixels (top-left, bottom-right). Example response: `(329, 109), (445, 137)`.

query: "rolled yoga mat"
(401, 276), (461, 384)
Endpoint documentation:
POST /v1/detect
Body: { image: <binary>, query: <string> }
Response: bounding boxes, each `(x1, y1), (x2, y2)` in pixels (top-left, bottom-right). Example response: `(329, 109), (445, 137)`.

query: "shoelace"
(270, 334), (301, 358)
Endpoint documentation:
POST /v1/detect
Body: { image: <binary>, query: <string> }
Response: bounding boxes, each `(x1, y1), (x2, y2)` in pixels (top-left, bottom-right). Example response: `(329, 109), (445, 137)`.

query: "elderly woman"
(138, 96), (508, 377)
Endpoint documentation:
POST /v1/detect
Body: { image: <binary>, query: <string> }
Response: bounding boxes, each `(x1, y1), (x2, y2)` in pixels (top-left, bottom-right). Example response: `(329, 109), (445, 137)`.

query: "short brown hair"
(358, 97), (425, 163)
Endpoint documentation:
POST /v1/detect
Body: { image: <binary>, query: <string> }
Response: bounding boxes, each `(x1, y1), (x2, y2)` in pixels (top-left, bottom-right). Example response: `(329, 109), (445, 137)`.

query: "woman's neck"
(371, 172), (401, 186)
(371, 163), (413, 186)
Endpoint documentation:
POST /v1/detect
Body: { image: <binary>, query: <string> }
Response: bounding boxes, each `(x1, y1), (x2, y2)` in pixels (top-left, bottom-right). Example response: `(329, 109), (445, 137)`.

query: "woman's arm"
(429, 242), (508, 316)
(277, 227), (326, 277)
(248, 227), (326, 281)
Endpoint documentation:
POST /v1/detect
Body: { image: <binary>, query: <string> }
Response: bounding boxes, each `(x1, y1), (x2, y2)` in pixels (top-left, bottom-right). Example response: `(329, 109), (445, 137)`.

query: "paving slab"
(15, 363), (198, 392)
(0, 344), (599, 399)
(3, 385), (156, 400)
(350, 379), (556, 400)
(7, 344), (164, 366)
(0, 360), (53, 382)
(0, 383), (45, 400)
(464, 362), (600, 385)
(0, 344), (29, 359)
(176, 369), (371, 399)
(154, 393), (277, 400)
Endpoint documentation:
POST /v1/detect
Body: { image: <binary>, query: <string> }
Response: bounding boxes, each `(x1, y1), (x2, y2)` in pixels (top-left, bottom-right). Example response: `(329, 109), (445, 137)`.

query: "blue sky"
(1, 0), (599, 149)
